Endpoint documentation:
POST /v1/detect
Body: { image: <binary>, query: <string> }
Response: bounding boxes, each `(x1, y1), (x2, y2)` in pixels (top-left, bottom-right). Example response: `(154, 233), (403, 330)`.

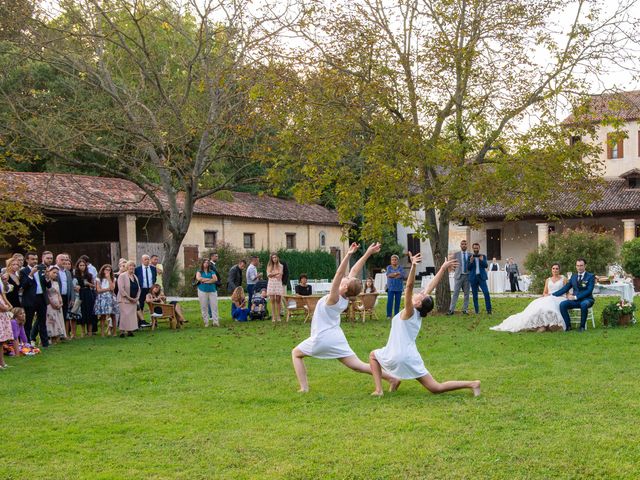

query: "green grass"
(2, 296), (640, 479)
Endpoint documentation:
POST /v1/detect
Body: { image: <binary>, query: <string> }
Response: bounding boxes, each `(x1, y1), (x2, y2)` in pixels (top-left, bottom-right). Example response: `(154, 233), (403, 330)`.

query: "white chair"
(290, 280), (299, 292)
(568, 307), (596, 329)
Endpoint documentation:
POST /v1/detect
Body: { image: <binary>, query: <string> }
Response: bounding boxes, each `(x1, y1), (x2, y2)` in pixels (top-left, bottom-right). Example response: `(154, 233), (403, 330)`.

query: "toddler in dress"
(369, 253), (481, 397)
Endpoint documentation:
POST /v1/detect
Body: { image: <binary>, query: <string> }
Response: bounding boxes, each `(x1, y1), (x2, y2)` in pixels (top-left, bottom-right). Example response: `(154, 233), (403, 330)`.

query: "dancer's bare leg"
(368, 351), (385, 396)
(339, 355), (400, 389)
(291, 347), (309, 392)
(417, 374), (481, 396)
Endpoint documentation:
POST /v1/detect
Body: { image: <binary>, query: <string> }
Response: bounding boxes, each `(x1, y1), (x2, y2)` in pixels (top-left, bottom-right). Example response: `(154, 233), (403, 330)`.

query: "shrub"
(621, 237), (640, 277)
(252, 249), (338, 285)
(524, 229), (618, 293)
(601, 299), (636, 327)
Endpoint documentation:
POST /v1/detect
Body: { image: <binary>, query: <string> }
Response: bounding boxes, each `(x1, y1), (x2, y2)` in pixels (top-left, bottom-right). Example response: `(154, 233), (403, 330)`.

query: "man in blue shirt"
(386, 254), (406, 319)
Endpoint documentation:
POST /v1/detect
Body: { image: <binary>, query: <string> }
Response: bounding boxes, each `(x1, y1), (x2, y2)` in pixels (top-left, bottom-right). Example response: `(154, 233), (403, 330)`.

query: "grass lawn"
(2, 296), (640, 479)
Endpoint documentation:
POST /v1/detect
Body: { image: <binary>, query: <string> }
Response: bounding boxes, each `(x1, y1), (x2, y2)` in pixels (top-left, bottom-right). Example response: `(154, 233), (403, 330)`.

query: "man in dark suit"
(135, 254), (156, 327)
(281, 260), (290, 293)
(56, 253), (76, 336)
(227, 259), (246, 293)
(467, 242), (492, 314)
(20, 252), (50, 347)
(553, 258), (595, 331)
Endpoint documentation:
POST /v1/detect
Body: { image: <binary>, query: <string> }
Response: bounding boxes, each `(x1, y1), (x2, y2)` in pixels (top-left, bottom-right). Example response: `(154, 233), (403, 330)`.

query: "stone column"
(622, 219), (636, 242)
(118, 214), (137, 261)
(536, 222), (549, 247)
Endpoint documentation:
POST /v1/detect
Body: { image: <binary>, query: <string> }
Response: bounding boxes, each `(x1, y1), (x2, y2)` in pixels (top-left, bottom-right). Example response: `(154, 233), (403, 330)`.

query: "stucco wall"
(594, 121), (640, 177)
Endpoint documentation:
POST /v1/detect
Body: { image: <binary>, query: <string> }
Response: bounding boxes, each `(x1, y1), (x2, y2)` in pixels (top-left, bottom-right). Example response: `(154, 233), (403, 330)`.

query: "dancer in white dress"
(490, 263), (567, 333)
(369, 253), (481, 397)
(292, 242), (400, 393)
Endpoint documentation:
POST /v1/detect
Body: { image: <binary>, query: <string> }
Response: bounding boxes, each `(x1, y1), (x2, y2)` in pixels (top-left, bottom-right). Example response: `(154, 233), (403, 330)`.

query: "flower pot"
(634, 277), (640, 292)
(619, 313), (632, 326)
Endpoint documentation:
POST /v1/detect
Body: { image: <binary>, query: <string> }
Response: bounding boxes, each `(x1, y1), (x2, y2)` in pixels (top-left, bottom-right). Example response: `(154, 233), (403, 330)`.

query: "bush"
(524, 229), (618, 294)
(621, 237), (640, 277)
(252, 249), (338, 286)
(601, 299), (636, 327)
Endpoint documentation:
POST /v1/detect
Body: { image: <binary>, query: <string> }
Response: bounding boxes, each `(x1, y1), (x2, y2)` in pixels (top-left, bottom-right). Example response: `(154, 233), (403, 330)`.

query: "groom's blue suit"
(553, 271), (595, 330)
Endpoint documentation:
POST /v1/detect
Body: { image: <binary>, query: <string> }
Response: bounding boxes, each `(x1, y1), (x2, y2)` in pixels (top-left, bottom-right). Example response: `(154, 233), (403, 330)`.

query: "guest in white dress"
(369, 253), (481, 397)
(490, 263), (567, 333)
(292, 242), (400, 393)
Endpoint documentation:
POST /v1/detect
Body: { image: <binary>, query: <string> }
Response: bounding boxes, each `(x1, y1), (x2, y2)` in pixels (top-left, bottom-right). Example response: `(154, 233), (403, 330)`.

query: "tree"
(0, 0), (297, 290)
(264, 0), (638, 310)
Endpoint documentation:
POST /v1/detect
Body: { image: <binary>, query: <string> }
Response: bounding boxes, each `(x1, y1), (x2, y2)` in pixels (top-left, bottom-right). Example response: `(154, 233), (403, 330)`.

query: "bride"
(491, 263), (567, 332)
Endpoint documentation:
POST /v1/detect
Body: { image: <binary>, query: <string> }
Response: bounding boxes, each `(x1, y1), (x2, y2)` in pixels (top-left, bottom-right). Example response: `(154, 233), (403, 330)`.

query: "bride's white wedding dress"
(490, 277), (566, 332)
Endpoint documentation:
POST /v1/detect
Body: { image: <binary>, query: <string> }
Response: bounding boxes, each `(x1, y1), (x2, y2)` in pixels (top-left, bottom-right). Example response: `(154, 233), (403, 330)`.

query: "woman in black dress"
(4, 257), (22, 308)
(74, 258), (97, 337)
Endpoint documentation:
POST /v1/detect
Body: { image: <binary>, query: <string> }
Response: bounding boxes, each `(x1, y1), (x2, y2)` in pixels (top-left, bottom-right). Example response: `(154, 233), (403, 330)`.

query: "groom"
(553, 258), (595, 331)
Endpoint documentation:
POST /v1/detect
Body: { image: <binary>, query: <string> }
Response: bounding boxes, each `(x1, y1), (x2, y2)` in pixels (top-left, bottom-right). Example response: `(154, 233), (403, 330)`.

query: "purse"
(69, 298), (82, 320)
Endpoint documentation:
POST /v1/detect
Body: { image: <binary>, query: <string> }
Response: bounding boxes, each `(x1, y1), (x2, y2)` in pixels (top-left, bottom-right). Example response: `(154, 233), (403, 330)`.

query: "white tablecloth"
(374, 273), (387, 293)
(420, 272), (530, 293)
(308, 281), (332, 294)
(595, 282), (634, 302)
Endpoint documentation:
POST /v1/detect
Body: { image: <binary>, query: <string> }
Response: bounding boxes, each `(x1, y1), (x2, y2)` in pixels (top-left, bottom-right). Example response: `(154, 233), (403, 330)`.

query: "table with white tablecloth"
(420, 271), (529, 293)
(307, 281), (332, 294)
(594, 282), (635, 302)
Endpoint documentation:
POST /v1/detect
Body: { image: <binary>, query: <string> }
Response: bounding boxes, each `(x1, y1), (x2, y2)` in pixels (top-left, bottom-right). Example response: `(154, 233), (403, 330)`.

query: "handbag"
(69, 298), (82, 320)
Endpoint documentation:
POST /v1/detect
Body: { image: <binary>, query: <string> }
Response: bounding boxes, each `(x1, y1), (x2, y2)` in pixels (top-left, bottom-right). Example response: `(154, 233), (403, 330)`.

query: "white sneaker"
(204, 322), (209, 328)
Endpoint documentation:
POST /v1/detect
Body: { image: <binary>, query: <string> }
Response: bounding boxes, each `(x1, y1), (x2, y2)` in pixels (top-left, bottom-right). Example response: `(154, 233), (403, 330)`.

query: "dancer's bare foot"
(371, 390), (383, 397)
(536, 326), (546, 333)
(297, 388), (309, 393)
(471, 380), (481, 397)
(389, 378), (401, 392)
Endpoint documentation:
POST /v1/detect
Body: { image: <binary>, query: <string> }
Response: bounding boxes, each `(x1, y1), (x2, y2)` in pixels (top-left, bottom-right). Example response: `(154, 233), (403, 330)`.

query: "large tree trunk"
(426, 210), (451, 313)
(161, 225), (188, 295)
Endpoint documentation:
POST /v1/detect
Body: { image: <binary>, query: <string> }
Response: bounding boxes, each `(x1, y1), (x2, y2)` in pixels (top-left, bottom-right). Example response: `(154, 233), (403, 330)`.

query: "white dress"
(373, 309), (429, 380)
(490, 277), (566, 332)
(296, 295), (356, 359)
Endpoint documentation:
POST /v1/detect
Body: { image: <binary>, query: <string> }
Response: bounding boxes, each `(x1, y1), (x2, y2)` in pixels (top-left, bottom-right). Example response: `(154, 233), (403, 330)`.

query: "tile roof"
(463, 176), (640, 220)
(1, 171), (341, 225)
(562, 90), (640, 124)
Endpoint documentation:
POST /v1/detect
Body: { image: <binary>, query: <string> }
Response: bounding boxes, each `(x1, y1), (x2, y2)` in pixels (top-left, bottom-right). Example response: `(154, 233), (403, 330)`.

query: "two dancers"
(292, 243), (480, 397)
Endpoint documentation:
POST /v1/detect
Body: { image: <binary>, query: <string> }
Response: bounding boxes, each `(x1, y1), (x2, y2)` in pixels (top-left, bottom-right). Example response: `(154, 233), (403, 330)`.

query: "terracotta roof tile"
(563, 90), (640, 124)
(1, 171), (341, 225)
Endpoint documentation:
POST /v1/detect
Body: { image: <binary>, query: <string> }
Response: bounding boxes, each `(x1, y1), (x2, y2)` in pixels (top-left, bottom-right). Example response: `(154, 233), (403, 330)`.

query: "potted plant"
(621, 238), (640, 292)
(601, 299), (636, 327)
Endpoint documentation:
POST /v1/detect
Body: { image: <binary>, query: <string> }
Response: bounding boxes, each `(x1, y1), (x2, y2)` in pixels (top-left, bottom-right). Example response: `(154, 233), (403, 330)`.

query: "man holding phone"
(467, 242), (492, 315)
(20, 252), (50, 347)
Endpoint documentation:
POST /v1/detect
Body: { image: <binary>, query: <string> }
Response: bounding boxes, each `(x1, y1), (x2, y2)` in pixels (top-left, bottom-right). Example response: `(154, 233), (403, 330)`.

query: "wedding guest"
(385, 254), (406, 320)
(468, 242), (492, 315)
(145, 284), (185, 327)
(5, 257), (22, 308)
(448, 240), (471, 315)
(135, 255), (156, 328)
(231, 286), (250, 322)
(41, 250), (54, 268)
(150, 255), (163, 287)
(65, 257), (79, 338)
(208, 252), (221, 286)
(79, 255), (98, 282)
(45, 266), (66, 344)
(20, 252), (49, 347)
(506, 258), (521, 292)
(55, 254), (75, 330)
(117, 261), (140, 337)
(94, 264), (117, 337)
(0, 290), (13, 367)
(196, 259), (219, 327)
(74, 258), (96, 337)
(246, 256), (259, 304)
(489, 258), (500, 272)
(363, 277), (377, 294)
(281, 260), (290, 293)
(266, 253), (284, 323)
(227, 259), (246, 293)
(10, 307), (28, 353)
(295, 274), (313, 296)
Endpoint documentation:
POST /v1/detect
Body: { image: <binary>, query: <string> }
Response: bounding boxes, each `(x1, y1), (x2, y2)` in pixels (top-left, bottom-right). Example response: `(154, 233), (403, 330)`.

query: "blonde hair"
(231, 286), (245, 304)
(345, 277), (362, 297)
(267, 253), (280, 273)
(11, 307), (25, 324)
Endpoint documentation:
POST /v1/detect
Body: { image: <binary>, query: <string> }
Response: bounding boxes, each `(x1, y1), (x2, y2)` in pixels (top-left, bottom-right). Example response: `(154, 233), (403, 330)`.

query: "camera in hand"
(473, 254), (479, 257)
(37, 264), (46, 272)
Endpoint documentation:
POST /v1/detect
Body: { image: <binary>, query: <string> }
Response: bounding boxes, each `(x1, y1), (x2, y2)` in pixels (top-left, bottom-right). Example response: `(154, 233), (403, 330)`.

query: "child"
(250, 289), (268, 320)
(363, 277), (377, 294)
(292, 242), (400, 393)
(369, 253), (481, 397)
(46, 266), (66, 344)
(231, 287), (250, 322)
(94, 264), (118, 337)
(10, 307), (28, 354)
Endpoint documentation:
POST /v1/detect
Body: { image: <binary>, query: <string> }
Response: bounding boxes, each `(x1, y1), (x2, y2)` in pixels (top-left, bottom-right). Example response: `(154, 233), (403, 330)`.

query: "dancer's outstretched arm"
(327, 243), (359, 304)
(348, 242), (381, 278)
(421, 258), (459, 295)
(401, 253), (421, 320)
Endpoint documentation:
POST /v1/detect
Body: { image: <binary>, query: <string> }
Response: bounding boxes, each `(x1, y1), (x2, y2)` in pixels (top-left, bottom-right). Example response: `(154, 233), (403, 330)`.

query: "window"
(407, 233), (421, 256)
(629, 178), (639, 189)
(548, 225), (556, 234)
(286, 233), (296, 249)
(319, 231), (326, 248)
(204, 230), (217, 248)
(607, 133), (624, 159)
(486, 229), (501, 260)
(570, 135), (582, 146)
(243, 233), (255, 249)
